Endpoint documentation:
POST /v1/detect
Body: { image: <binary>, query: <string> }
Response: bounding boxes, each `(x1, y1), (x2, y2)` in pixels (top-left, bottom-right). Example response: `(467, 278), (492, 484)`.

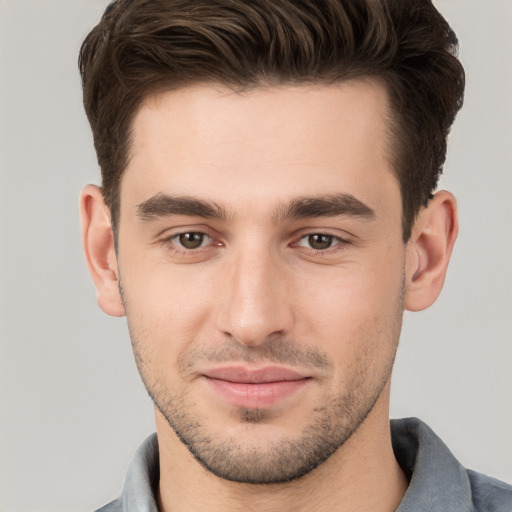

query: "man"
(78, 0), (511, 510)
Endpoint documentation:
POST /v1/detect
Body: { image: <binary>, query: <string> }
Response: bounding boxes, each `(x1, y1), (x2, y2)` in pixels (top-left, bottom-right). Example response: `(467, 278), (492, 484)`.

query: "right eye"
(170, 232), (213, 250)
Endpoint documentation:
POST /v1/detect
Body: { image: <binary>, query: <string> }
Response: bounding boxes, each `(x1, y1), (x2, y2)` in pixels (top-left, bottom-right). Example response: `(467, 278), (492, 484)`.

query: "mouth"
(202, 366), (312, 409)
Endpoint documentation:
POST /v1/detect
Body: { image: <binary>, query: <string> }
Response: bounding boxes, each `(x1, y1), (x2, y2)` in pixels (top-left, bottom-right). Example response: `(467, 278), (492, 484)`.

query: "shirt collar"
(120, 433), (159, 512)
(393, 417), (473, 511)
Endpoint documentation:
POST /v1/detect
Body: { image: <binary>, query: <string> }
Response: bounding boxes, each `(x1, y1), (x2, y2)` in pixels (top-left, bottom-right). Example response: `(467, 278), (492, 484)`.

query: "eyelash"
(162, 231), (217, 254)
(160, 231), (351, 256)
(293, 233), (348, 255)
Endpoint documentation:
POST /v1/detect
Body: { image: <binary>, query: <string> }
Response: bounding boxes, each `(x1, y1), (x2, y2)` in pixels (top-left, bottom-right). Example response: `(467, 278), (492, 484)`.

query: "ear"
(404, 190), (458, 312)
(80, 185), (125, 317)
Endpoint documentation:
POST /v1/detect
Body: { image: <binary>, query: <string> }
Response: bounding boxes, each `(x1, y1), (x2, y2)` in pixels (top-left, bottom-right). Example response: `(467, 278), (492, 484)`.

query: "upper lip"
(202, 366), (309, 384)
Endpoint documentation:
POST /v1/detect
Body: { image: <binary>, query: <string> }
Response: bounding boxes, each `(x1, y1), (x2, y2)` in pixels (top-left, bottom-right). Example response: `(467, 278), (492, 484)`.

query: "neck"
(155, 388), (408, 512)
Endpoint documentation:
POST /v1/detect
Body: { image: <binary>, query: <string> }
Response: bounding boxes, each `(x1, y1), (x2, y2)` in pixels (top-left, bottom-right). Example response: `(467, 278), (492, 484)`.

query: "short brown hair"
(79, 0), (464, 241)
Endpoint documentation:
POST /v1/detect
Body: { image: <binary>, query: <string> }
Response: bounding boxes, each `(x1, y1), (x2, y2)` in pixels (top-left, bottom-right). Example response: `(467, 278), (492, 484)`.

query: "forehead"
(121, 81), (399, 220)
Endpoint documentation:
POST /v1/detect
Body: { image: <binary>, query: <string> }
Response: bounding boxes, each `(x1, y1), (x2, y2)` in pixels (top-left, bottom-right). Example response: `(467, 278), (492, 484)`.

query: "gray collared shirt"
(96, 417), (512, 511)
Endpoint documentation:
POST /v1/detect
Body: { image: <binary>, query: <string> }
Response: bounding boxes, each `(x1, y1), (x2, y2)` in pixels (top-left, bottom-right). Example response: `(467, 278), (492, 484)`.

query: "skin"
(81, 81), (458, 511)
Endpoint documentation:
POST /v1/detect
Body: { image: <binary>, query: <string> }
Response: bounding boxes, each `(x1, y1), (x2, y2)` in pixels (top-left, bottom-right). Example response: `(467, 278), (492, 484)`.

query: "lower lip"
(204, 377), (310, 408)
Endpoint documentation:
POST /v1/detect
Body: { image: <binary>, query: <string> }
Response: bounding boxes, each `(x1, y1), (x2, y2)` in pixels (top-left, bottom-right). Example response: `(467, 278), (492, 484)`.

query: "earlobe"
(404, 191), (458, 312)
(80, 185), (125, 317)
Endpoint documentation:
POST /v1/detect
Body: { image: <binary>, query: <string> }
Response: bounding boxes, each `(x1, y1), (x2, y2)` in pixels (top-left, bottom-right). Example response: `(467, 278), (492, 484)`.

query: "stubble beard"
(150, 372), (389, 484)
(122, 280), (404, 485)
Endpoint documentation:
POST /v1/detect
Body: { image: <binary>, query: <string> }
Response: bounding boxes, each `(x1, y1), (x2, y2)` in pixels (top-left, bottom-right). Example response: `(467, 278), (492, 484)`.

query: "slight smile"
(202, 366), (312, 409)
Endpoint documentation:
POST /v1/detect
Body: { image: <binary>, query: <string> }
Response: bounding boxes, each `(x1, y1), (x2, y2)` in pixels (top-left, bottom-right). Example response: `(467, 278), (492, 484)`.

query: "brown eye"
(307, 234), (334, 250)
(178, 232), (208, 249)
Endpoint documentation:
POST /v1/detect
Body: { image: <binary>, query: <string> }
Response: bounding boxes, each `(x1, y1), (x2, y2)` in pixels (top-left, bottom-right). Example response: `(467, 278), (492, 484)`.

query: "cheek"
(299, 257), (404, 358)
(120, 261), (217, 361)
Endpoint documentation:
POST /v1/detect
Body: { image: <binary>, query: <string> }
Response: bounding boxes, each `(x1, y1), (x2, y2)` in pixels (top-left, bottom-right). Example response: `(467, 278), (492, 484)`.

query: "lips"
(202, 366), (311, 408)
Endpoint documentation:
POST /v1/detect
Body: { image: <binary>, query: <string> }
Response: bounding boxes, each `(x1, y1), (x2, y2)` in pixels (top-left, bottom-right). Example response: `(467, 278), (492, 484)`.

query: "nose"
(215, 246), (293, 347)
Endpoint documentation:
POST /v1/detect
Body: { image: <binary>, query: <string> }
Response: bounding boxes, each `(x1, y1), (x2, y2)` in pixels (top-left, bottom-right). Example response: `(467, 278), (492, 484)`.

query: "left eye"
(297, 234), (340, 251)
(172, 232), (212, 249)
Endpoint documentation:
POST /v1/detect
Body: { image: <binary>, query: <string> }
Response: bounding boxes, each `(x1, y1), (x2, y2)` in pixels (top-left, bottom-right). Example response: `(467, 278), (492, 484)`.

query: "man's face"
(116, 82), (407, 483)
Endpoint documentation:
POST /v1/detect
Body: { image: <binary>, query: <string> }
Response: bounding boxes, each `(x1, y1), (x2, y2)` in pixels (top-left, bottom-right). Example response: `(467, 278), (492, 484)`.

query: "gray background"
(0, 0), (510, 510)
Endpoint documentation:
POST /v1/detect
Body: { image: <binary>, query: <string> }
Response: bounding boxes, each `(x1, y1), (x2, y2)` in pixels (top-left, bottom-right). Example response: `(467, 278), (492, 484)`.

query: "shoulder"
(94, 497), (122, 512)
(468, 469), (512, 512)
(392, 418), (512, 512)
(93, 433), (160, 512)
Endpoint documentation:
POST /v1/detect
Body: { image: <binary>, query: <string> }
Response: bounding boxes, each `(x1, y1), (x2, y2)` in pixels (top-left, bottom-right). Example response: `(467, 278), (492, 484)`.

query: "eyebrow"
(273, 194), (375, 222)
(136, 192), (375, 223)
(136, 194), (228, 221)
